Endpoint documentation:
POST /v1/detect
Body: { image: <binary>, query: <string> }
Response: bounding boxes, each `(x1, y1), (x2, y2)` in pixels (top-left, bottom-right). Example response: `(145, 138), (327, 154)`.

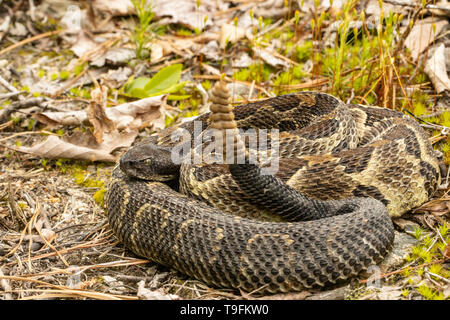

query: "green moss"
(81, 89), (91, 99)
(11, 116), (21, 125)
(233, 63), (273, 83)
(413, 225), (423, 240)
(175, 26), (194, 36)
(183, 110), (199, 118)
(411, 90), (432, 115)
(400, 288), (409, 298)
(40, 158), (48, 169)
(38, 70), (46, 78)
(438, 223), (448, 238)
(417, 284), (444, 300)
(70, 166), (108, 206)
(55, 158), (69, 173)
(428, 264), (443, 277)
(93, 188), (106, 207)
(294, 41), (313, 63)
(18, 201), (28, 209)
(27, 118), (35, 130)
(74, 64), (86, 76)
(262, 17), (273, 26)
(292, 64), (306, 79)
(165, 115), (175, 127)
(69, 87), (91, 99)
(201, 80), (212, 91)
(73, 171), (103, 188)
(59, 70), (70, 80)
(401, 266), (411, 277)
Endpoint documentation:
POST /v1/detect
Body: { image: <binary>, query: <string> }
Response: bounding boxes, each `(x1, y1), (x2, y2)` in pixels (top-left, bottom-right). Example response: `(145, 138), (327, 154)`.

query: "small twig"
(0, 130), (57, 143)
(28, 0), (36, 21)
(0, 120), (13, 131)
(360, 258), (447, 284)
(194, 82), (209, 107)
(2, 236), (112, 267)
(420, 123), (450, 133)
(0, 29), (65, 56)
(425, 270), (450, 284)
(346, 89), (355, 104)
(0, 267), (13, 300)
(0, 91), (25, 100)
(0, 97), (46, 124)
(0, 15), (10, 41)
(0, 276), (137, 300)
(403, 109), (450, 133)
(53, 67), (88, 96)
(248, 80), (255, 101)
(420, 110), (448, 119)
(0, 74), (18, 93)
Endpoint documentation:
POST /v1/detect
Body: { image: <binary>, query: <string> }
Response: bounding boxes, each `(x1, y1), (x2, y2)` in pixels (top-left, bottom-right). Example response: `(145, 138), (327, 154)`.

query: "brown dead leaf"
(16, 130), (137, 162)
(93, 0), (135, 16)
(86, 86), (115, 144)
(94, 0), (213, 30)
(414, 199), (450, 217)
(253, 47), (291, 68)
(70, 31), (101, 58)
(34, 95), (167, 130)
(219, 24), (246, 49)
(18, 93), (166, 162)
(404, 17), (448, 62)
(424, 43), (450, 94)
(444, 244), (450, 260)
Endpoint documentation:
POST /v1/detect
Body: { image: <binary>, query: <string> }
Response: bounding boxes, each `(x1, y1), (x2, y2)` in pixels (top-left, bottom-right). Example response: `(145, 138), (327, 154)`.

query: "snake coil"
(106, 81), (441, 293)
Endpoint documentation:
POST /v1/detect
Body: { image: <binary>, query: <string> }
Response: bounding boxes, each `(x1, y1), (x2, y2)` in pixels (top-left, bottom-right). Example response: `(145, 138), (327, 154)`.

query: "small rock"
(0, 60), (8, 69)
(375, 286), (403, 300)
(200, 41), (221, 62)
(403, 274), (423, 286)
(393, 218), (420, 234)
(379, 231), (418, 272)
(150, 43), (164, 62)
(232, 52), (252, 68)
(253, 48), (289, 68)
(443, 284), (450, 299)
(305, 285), (349, 300)
(91, 48), (136, 67)
(102, 275), (118, 284)
(148, 272), (170, 290)
(66, 265), (83, 289)
(102, 67), (132, 89)
(137, 281), (180, 300)
(228, 82), (250, 98)
(9, 22), (28, 37)
(102, 275), (127, 292)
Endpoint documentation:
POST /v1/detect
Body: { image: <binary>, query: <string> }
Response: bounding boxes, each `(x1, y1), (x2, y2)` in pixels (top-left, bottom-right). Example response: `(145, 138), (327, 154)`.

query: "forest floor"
(0, 0), (449, 300)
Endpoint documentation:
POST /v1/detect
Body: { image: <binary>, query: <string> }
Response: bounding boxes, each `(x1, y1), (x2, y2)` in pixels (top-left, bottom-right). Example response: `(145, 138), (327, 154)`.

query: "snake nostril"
(120, 157), (135, 170)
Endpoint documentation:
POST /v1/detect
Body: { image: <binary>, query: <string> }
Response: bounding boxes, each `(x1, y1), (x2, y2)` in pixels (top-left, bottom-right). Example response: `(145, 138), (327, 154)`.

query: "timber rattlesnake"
(106, 81), (441, 293)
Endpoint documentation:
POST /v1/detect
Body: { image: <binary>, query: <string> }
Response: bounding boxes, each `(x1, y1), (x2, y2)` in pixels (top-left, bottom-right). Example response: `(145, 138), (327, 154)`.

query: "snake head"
(120, 142), (179, 181)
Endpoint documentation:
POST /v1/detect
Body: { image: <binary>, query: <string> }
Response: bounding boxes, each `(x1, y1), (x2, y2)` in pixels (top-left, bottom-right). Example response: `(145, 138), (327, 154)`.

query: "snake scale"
(105, 81), (441, 293)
